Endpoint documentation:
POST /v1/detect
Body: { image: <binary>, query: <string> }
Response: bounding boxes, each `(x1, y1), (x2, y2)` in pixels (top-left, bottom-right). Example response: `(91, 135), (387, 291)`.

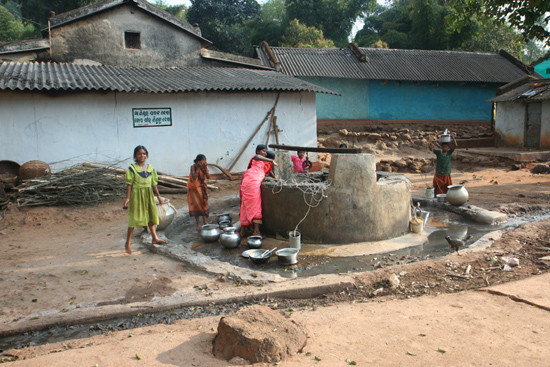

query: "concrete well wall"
(261, 154), (411, 244)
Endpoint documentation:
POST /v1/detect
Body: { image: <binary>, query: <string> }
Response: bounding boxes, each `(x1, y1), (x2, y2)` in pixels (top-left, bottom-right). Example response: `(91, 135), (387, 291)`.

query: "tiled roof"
(255, 46), (533, 83)
(487, 78), (550, 102)
(0, 62), (337, 94)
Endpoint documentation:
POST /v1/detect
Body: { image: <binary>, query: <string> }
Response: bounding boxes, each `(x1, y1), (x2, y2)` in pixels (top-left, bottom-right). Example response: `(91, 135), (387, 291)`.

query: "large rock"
(212, 306), (307, 363)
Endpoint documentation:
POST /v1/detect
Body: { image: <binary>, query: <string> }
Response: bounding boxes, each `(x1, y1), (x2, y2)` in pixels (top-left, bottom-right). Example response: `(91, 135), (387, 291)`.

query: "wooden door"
(525, 102), (542, 148)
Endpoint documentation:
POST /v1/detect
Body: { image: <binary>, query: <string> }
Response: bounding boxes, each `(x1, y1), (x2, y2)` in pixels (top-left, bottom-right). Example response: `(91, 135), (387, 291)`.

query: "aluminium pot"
(219, 227), (241, 249)
(248, 249), (271, 264)
(200, 224), (221, 243)
(438, 134), (452, 143)
(247, 235), (263, 249)
(217, 213), (232, 225)
(275, 248), (299, 266)
(446, 184), (469, 206)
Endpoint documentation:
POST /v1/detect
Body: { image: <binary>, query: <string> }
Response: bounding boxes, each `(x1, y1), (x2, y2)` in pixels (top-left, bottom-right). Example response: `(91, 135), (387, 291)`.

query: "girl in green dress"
(123, 145), (167, 254)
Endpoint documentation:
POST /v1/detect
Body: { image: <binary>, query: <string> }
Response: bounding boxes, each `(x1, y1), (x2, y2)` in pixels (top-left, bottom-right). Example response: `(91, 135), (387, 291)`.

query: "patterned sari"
(187, 165), (209, 217)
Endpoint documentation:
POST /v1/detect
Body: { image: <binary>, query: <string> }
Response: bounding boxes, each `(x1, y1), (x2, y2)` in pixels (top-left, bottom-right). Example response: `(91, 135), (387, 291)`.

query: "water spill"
(182, 208), (508, 279)
(3, 208), (550, 353)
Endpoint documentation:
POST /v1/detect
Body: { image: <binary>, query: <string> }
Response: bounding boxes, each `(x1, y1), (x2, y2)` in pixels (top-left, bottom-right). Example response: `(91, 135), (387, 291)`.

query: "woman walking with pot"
(432, 131), (457, 196)
(123, 145), (167, 254)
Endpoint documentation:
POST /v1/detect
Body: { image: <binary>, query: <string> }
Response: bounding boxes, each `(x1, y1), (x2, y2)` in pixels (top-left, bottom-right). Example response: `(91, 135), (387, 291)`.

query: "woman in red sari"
(187, 154), (210, 230)
(240, 145), (277, 236)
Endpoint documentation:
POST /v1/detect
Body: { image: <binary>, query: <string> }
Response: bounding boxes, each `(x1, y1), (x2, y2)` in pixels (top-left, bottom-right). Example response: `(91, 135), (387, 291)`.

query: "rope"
(270, 176), (331, 234)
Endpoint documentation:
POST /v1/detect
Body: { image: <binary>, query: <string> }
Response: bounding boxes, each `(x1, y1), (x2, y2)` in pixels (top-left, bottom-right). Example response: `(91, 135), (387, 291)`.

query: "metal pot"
(200, 224), (221, 243)
(438, 134), (452, 143)
(248, 249), (271, 264)
(217, 213), (232, 225)
(446, 184), (469, 206)
(436, 194), (447, 202)
(275, 248), (299, 266)
(219, 227), (241, 249)
(247, 235), (263, 249)
(219, 220), (231, 230)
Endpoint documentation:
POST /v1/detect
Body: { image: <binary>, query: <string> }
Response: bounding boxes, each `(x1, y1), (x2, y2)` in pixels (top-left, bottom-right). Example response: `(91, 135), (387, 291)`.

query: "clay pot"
(200, 224), (221, 243)
(219, 227), (241, 249)
(446, 184), (468, 206)
(19, 160), (51, 180)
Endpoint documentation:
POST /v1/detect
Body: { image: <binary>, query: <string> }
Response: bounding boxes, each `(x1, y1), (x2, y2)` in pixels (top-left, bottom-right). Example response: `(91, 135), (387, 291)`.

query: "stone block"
(213, 306), (307, 363)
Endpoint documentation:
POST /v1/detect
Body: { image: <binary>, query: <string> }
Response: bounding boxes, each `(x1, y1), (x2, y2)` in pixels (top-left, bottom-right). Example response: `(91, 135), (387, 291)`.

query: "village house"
(0, 0), (333, 176)
(488, 75), (550, 149)
(531, 52), (550, 79)
(254, 43), (536, 131)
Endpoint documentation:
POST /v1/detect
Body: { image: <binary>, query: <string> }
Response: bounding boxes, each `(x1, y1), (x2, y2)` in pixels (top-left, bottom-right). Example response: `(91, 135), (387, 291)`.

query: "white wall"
(494, 101), (525, 147)
(0, 90), (317, 176)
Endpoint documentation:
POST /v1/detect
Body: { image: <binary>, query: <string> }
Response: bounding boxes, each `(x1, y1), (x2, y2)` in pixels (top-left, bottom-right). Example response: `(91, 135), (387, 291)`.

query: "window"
(125, 31), (140, 49)
(546, 68), (550, 75)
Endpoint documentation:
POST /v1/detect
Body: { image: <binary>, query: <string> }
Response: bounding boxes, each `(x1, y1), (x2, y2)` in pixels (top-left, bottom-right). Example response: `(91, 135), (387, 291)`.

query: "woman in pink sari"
(240, 144), (277, 236)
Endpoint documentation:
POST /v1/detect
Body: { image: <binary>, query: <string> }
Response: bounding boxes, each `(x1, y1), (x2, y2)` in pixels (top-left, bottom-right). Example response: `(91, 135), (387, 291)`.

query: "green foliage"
(280, 18), (334, 48)
(249, 0), (288, 47)
(448, 0), (550, 46)
(1, 0), (101, 28)
(0, 4), (36, 41)
(187, 0), (260, 55)
(153, 0), (188, 21)
(354, 0), (527, 59)
(285, 0), (375, 47)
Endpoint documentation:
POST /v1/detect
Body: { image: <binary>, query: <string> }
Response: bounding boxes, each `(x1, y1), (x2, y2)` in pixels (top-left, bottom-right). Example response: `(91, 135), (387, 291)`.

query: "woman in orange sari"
(187, 154), (210, 230)
(240, 145), (277, 236)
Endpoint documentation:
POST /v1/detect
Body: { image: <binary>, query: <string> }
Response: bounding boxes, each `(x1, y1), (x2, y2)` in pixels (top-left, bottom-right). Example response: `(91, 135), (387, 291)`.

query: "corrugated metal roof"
(255, 46), (531, 83)
(488, 79), (550, 102)
(0, 62), (337, 95)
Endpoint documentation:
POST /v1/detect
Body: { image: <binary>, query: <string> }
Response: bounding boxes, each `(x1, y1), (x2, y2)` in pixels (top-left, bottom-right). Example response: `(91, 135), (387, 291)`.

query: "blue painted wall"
(534, 60), (550, 78)
(300, 77), (498, 121)
(301, 77), (370, 119)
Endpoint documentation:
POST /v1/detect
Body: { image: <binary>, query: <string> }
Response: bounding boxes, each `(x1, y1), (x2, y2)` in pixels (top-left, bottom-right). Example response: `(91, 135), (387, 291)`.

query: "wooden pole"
(226, 93), (281, 172)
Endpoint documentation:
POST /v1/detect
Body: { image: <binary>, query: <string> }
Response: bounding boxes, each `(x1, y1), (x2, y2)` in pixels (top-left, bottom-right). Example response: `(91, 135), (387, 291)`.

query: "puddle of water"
(178, 208), (507, 279)
(4, 209), (550, 353)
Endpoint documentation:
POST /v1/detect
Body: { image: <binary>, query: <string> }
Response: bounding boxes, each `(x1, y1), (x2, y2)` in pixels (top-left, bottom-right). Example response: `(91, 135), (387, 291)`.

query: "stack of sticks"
(82, 163), (219, 194)
(10, 163), (219, 208)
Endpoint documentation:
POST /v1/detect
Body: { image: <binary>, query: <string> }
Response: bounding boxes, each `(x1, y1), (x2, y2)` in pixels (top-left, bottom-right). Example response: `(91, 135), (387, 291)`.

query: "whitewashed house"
(0, 0), (333, 175)
(488, 76), (550, 149)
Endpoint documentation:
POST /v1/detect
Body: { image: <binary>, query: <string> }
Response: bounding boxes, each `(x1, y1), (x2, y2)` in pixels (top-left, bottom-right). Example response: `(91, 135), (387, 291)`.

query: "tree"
(449, 0), (550, 46)
(187, 0), (260, 55)
(153, 0), (188, 21)
(0, 4), (37, 41)
(353, 0), (527, 59)
(249, 0), (288, 47)
(1, 0), (101, 28)
(285, 0), (376, 47)
(280, 18), (334, 48)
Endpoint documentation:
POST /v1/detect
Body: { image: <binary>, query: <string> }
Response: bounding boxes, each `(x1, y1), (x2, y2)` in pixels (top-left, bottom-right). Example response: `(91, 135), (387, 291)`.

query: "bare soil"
(2, 132), (550, 365)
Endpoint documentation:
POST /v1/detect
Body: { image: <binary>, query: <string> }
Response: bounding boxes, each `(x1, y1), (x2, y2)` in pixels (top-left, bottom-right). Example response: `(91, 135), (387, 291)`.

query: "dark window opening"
(546, 68), (550, 75)
(125, 32), (140, 49)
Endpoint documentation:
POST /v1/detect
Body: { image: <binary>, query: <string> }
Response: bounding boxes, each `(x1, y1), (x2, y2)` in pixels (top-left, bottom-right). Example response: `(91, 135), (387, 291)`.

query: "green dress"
(125, 163), (159, 228)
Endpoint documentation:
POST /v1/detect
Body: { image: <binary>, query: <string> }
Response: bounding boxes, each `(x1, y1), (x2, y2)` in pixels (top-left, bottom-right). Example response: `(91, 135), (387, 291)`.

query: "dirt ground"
(2, 134), (550, 365)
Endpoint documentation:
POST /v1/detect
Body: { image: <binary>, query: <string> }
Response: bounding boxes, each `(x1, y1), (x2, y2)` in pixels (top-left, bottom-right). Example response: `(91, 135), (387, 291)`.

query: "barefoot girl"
(239, 144), (278, 237)
(187, 154), (210, 230)
(123, 145), (167, 254)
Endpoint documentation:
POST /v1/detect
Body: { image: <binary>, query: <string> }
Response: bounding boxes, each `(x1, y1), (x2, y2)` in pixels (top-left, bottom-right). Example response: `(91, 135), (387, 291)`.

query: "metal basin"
(275, 248), (299, 266)
(248, 249), (271, 264)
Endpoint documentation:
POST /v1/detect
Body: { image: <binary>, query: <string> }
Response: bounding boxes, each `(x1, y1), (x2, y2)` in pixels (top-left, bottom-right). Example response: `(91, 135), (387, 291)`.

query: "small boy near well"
(432, 133), (457, 195)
